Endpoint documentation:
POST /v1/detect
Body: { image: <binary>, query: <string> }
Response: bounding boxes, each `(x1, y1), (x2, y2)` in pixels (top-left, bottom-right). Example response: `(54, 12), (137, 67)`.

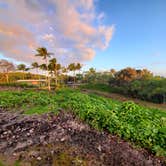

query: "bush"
(108, 79), (166, 104)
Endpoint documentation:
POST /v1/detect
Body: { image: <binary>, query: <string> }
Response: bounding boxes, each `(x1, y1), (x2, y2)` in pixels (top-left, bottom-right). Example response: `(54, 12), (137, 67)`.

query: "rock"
(3, 131), (8, 135)
(13, 153), (17, 156)
(37, 156), (42, 161)
(97, 145), (102, 152)
(29, 129), (34, 133)
(39, 135), (45, 142)
(27, 133), (30, 136)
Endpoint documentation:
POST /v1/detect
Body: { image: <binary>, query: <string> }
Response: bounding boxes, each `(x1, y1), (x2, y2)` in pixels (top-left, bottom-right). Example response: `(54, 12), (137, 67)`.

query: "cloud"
(42, 34), (55, 43)
(0, 0), (115, 65)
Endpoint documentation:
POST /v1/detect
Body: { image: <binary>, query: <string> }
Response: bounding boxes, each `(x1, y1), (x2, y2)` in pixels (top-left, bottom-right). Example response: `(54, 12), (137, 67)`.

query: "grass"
(80, 83), (112, 92)
(0, 88), (166, 156)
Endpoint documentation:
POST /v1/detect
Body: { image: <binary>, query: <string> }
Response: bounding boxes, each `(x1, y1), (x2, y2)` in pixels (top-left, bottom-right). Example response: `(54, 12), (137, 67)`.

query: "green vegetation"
(109, 78), (166, 104)
(80, 83), (112, 93)
(81, 67), (166, 104)
(0, 89), (165, 156)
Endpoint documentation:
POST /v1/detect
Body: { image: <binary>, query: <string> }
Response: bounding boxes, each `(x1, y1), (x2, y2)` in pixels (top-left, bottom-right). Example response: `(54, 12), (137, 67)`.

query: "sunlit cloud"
(0, 0), (115, 65)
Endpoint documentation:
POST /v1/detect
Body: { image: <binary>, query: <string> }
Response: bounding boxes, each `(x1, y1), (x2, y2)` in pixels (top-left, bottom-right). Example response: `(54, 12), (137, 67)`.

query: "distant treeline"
(81, 67), (166, 104)
(0, 61), (165, 103)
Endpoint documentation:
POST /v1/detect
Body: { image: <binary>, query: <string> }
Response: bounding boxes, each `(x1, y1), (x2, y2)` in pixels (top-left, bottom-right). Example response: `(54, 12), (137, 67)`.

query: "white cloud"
(0, 0), (115, 64)
(42, 34), (55, 43)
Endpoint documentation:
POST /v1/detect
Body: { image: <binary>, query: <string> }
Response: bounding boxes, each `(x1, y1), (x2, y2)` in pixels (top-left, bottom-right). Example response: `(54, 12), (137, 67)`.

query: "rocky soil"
(0, 109), (165, 166)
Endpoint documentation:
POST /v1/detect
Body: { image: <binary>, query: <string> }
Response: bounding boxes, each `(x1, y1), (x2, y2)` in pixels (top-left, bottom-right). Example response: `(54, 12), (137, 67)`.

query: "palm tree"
(68, 63), (78, 85)
(61, 67), (68, 84)
(35, 47), (53, 90)
(62, 67), (67, 74)
(39, 64), (47, 86)
(48, 58), (57, 88)
(68, 63), (74, 83)
(48, 58), (61, 88)
(39, 64), (47, 75)
(31, 62), (39, 79)
(56, 63), (61, 85)
(76, 63), (82, 82)
(76, 63), (82, 75)
(17, 64), (26, 80)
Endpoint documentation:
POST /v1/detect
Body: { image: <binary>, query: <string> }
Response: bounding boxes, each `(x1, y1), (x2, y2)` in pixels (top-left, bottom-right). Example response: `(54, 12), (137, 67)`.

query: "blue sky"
(86, 0), (166, 75)
(0, 0), (166, 76)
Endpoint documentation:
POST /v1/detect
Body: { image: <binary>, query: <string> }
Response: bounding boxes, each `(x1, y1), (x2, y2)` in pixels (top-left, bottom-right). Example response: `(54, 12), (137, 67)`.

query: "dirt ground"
(0, 109), (165, 166)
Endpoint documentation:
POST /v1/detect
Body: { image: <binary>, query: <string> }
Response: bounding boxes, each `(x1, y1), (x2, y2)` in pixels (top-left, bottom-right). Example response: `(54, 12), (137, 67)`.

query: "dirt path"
(81, 89), (166, 111)
(0, 109), (165, 166)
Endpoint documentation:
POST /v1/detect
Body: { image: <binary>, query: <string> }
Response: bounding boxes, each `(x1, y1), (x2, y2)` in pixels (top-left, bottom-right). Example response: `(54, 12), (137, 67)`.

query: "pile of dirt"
(0, 109), (165, 166)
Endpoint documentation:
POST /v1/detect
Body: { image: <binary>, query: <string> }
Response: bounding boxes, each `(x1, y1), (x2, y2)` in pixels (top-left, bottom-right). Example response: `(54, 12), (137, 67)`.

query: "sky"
(0, 0), (166, 76)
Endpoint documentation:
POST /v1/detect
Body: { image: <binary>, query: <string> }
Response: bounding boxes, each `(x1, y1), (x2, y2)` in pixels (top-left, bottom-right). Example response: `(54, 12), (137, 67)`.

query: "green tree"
(110, 69), (116, 77)
(17, 64), (27, 80)
(31, 62), (40, 80)
(115, 67), (137, 84)
(35, 47), (53, 90)
(68, 63), (82, 84)
(0, 59), (15, 83)
(68, 63), (74, 82)
(76, 63), (82, 73)
(48, 58), (62, 88)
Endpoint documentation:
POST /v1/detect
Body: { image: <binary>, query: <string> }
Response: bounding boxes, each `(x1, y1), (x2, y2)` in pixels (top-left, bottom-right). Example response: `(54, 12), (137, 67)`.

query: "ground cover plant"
(0, 89), (166, 156)
(80, 83), (112, 93)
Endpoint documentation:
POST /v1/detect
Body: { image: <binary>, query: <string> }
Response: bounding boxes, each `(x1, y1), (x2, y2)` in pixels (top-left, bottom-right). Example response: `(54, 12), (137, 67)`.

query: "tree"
(76, 63), (82, 73)
(115, 67), (137, 84)
(68, 63), (77, 84)
(31, 62), (40, 79)
(89, 67), (96, 74)
(39, 64), (47, 74)
(49, 58), (57, 86)
(140, 69), (153, 79)
(35, 47), (53, 90)
(48, 58), (62, 88)
(68, 63), (74, 80)
(62, 67), (67, 74)
(17, 64), (27, 80)
(56, 63), (61, 84)
(110, 69), (116, 77)
(61, 67), (68, 83)
(0, 59), (15, 83)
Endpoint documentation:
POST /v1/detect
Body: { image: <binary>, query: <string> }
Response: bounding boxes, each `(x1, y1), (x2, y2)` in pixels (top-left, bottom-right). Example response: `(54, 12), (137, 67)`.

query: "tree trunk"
(55, 69), (58, 89)
(46, 58), (50, 91)
(74, 70), (76, 88)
